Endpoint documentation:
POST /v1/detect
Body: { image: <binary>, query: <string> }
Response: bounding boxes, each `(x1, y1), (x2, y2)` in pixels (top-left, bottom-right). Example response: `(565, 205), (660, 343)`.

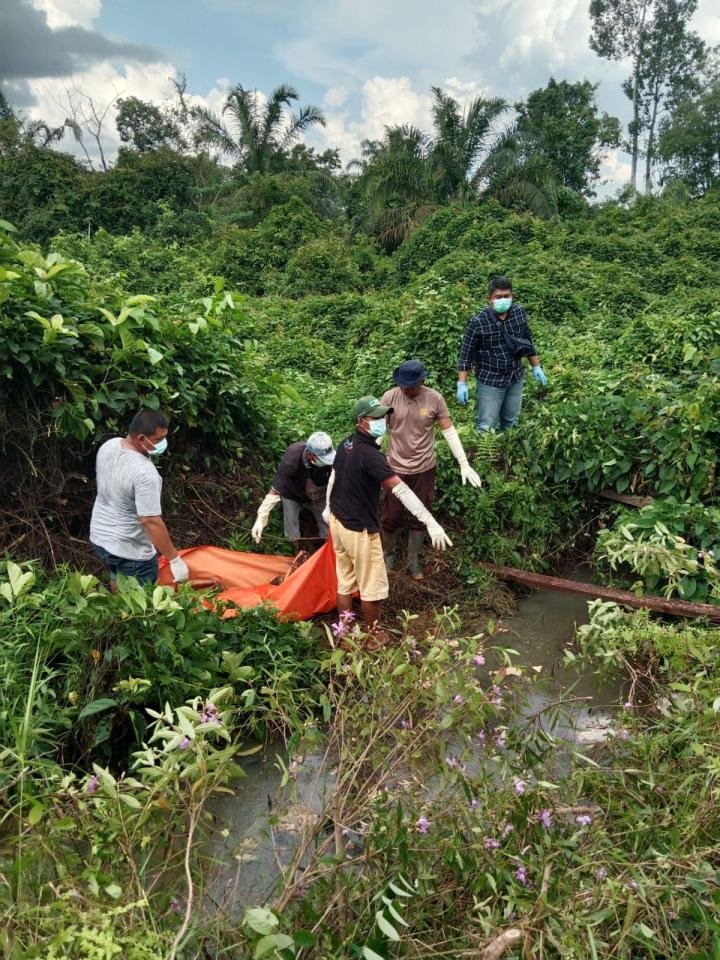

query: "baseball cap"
(305, 430), (336, 465)
(351, 395), (394, 421)
(392, 359), (430, 387)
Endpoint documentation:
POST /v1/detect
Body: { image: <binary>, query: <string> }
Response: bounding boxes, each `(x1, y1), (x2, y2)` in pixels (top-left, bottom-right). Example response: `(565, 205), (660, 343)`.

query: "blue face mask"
(367, 418), (387, 439)
(149, 437), (168, 456)
(491, 296), (513, 314)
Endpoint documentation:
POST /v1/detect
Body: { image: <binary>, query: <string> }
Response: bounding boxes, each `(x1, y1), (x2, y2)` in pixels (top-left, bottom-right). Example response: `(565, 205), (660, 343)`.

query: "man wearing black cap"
(381, 360), (481, 579)
(323, 395), (452, 637)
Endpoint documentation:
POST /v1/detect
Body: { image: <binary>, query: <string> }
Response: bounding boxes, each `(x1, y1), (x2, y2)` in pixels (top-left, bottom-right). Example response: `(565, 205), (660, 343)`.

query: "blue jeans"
(476, 379), (524, 432)
(91, 543), (159, 584)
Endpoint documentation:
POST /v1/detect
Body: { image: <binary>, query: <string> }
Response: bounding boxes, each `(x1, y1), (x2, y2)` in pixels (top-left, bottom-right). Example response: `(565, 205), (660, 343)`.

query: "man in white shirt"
(381, 360), (482, 579)
(90, 409), (189, 589)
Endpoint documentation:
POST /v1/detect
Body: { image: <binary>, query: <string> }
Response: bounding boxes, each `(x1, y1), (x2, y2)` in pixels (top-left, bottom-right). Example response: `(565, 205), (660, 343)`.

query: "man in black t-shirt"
(324, 396), (453, 636)
(251, 431), (336, 552)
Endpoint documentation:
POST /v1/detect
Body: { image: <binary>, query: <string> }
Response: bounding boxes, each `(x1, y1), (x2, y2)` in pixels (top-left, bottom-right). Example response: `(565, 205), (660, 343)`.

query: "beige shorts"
(329, 514), (389, 602)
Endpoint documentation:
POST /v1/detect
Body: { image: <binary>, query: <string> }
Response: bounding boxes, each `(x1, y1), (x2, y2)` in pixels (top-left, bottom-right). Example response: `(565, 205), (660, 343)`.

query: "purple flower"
(85, 774), (100, 794)
(595, 867), (608, 881)
(453, 693), (465, 706)
(484, 837), (500, 850)
(416, 816), (432, 834)
(476, 730), (487, 745)
(493, 730), (507, 750)
(626, 879), (639, 891)
(619, 728), (631, 740)
(501, 822), (514, 838)
(400, 718), (411, 729)
(199, 702), (220, 725)
(340, 609), (356, 623)
(469, 798), (479, 811)
(575, 814), (593, 826)
(514, 778), (527, 795)
(538, 809), (552, 830)
(623, 700), (633, 709)
(515, 865), (532, 888)
(178, 737), (190, 749)
(491, 685), (504, 706)
(331, 620), (348, 638)
(445, 755), (460, 769)
(472, 653), (486, 666)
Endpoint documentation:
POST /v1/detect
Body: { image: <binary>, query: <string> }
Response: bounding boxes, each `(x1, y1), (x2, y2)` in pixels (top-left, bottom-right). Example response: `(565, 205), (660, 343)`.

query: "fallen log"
(480, 563), (720, 623)
(596, 489), (653, 508)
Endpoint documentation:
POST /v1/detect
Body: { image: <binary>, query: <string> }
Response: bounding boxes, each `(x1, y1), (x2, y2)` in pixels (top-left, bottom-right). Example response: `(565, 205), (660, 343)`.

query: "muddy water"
(205, 579), (623, 912)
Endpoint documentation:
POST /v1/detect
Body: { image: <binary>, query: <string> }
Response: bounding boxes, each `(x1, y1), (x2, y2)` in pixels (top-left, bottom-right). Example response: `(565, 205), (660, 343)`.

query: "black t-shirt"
(330, 431), (395, 533)
(272, 442), (331, 503)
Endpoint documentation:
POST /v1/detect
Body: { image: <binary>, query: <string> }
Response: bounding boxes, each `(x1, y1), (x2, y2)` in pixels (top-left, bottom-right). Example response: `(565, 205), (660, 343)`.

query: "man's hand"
(460, 463), (482, 488)
(456, 381), (469, 405)
(426, 518), (453, 550)
(169, 555), (190, 582)
(532, 366), (548, 386)
(252, 492), (282, 543)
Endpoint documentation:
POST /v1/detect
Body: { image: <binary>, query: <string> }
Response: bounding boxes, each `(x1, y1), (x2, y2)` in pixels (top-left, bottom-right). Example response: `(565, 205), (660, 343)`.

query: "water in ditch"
(204, 576), (623, 914)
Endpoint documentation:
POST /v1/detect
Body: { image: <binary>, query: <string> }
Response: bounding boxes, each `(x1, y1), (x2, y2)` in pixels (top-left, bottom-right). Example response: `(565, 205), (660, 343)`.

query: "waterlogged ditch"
(205, 574), (624, 916)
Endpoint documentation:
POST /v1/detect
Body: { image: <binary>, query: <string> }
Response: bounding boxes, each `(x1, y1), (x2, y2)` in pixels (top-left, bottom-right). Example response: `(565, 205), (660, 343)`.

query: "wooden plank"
(596, 489), (654, 508)
(480, 563), (720, 622)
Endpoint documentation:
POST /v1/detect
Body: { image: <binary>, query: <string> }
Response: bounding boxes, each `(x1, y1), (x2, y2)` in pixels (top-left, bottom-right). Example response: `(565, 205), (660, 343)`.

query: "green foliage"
(514, 77), (620, 195)
(0, 560), (325, 768)
(0, 224), (274, 451)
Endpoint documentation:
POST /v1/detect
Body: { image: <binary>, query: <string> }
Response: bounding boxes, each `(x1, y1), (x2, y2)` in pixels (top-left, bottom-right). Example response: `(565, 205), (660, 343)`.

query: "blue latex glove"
(456, 380), (469, 405)
(532, 366), (548, 387)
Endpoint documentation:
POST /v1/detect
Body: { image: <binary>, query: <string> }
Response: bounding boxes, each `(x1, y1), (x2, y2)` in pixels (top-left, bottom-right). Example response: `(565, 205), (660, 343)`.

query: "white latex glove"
(252, 492), (282, 543)
(322, 469), (335, 524)
(460, 462), (482, 488)
(169, 555), (190, 582)
(426, 518), (453, 551)
(442, 426), (482, 489)
(391, 481), (453, 551)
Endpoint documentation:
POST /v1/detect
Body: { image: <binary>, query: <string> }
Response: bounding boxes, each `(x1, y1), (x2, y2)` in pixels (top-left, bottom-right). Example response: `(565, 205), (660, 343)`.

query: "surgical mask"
(367, 418), (387, 439)
(491, 296), (513, 314)
(148, 437), (168, 456)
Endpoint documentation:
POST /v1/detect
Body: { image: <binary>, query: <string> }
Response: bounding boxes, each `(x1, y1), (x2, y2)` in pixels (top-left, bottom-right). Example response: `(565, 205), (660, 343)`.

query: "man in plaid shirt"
(456, 276), (548, 431)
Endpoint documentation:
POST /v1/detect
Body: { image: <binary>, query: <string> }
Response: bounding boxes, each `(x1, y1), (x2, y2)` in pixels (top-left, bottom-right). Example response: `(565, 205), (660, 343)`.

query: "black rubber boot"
(383, 529), (399, 571)
(406, 530), (425, 580)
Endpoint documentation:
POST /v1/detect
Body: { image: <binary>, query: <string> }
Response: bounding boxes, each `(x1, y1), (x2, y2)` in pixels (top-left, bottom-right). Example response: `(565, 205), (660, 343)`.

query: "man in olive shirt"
(251, 431), (336, 553)
(324, 395), (452, 635)
(382, 360), (481, 579)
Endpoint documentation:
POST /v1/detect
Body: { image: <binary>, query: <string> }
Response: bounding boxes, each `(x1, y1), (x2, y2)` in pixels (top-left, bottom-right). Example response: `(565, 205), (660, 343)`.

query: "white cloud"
(596, 148), (632, 197)
(323, 86), (349, 109)
(28, 62), (227, 168)
(32, 0), (101, 29)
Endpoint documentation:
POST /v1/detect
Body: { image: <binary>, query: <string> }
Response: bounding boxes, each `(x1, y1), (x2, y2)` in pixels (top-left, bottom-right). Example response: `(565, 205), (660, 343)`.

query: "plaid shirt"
(457, 304), (535, 387)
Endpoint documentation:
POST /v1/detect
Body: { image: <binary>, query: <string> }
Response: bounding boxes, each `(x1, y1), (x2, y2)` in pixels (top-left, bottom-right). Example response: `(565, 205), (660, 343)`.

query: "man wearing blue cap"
(381, 360), (481, 579)
(251, 431), (336, 553)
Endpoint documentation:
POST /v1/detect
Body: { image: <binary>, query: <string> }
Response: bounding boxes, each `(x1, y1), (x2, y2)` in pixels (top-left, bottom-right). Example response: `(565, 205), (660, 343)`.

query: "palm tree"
(193, 83), (326, 173)
(350, 126), (439, 250)
(480, 125), (560, 218)
(429, 86), (507, 202)
(351, 86), (560, 247)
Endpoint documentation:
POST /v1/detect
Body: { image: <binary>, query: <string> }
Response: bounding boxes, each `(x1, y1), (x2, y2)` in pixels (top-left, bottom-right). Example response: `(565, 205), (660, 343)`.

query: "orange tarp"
(158, 541), (339, 620)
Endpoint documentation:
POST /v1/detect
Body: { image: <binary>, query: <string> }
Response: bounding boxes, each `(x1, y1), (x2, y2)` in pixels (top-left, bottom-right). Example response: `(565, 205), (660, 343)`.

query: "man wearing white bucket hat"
(251, 431), (336, 553)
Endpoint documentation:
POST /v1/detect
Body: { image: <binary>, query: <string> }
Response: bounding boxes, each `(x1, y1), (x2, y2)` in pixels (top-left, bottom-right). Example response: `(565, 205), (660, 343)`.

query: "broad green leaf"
(376, 911), (400, 941)
(243, 907), (279, 935)
(78, 698), (117, 721)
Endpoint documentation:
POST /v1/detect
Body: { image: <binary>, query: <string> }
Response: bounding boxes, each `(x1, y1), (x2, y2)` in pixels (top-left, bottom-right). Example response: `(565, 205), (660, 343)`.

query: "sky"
(2, 0), (719, 194)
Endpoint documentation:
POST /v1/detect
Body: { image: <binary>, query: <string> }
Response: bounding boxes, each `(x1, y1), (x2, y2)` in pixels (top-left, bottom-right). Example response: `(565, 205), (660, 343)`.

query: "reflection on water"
(205, 576), (624, 913)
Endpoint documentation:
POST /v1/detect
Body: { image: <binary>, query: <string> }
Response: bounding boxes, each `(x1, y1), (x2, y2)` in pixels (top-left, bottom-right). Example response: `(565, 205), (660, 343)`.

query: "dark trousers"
(382, 467), (436, 533)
